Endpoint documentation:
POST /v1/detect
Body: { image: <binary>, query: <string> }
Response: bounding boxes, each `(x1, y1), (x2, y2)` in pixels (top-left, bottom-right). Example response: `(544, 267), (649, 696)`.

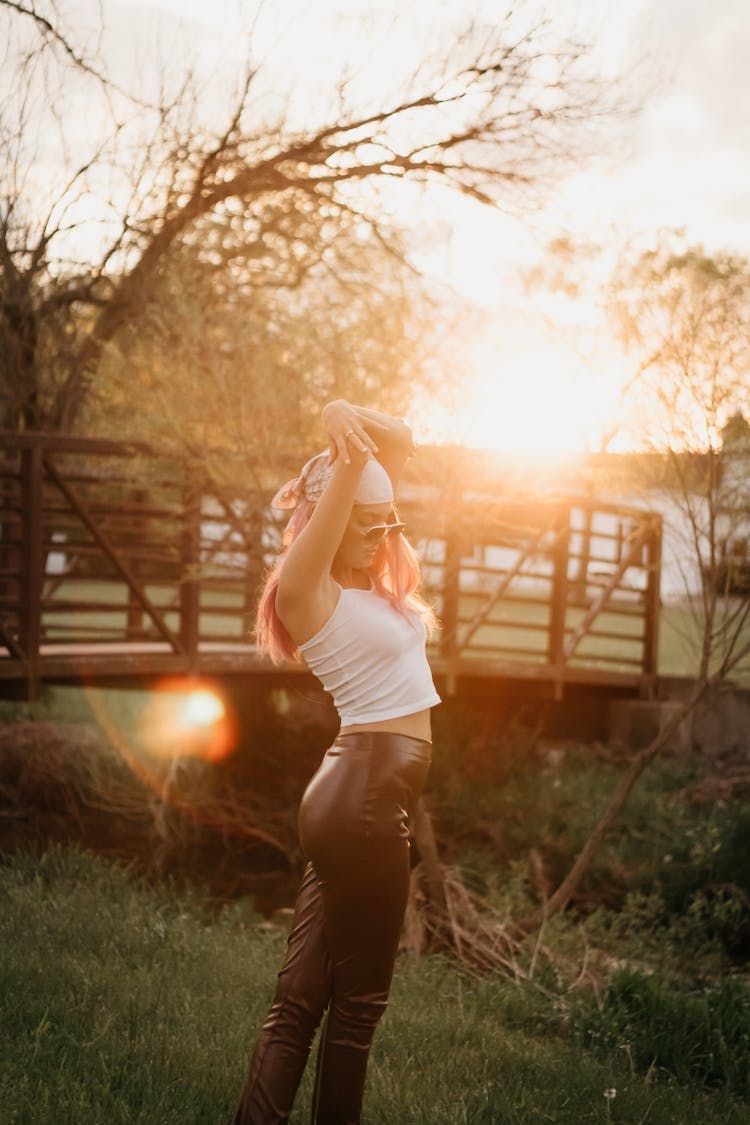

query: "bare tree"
(0, 0), (628, 435)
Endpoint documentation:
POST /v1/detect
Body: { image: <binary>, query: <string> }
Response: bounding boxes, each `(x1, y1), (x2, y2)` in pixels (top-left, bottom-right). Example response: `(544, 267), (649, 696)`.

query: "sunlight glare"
(421, 325), (623, 455)
(137, 680), (235, 762)
(182, 689), (226, 727)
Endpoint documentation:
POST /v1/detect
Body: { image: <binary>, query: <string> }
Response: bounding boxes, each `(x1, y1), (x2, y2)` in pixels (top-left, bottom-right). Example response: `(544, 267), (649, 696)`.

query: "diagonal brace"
(44, 456), (185, 654)
(460, 525), (556, 651)
(563, 525), (650, 661)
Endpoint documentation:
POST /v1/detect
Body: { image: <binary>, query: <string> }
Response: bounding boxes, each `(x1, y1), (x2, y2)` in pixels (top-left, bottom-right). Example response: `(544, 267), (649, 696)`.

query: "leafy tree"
(517, 236), (750, 934)
(612, 237), (750, 453)
(611, 236), (750, 675)
(84, 209), (472, 481)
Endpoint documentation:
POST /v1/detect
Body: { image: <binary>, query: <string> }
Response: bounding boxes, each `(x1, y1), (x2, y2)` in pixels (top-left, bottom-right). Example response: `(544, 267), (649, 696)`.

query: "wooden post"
(44, 456), (184, 652)
(572, 502), (592, 606)
(19, 442), (43, 699)
(547, 504), (570, 700)
(243, 507), (264, 640)
(180, 472), (201, 663)
(439, 528), (462, 696)
(126, 488), (146, 639)
(642, 515), (662, 693)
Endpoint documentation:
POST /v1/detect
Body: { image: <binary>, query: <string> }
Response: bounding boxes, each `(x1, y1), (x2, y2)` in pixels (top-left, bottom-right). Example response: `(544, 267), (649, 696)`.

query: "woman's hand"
(323, 399), (379, 465)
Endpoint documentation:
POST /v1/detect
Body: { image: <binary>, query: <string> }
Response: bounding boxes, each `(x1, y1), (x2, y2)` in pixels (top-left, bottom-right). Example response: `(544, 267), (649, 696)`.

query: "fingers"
(323, 404), (379, 465)
(329, 430), (378, 466)
(335, 433), (365, 466)
(356, 427), (379, 455)
(346, 427), (374, 455)
(343, 423), (378, 458)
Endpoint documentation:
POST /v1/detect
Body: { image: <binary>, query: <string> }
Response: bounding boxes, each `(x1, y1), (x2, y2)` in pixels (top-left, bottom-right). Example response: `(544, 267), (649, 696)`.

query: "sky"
(26, 0), (750, 453)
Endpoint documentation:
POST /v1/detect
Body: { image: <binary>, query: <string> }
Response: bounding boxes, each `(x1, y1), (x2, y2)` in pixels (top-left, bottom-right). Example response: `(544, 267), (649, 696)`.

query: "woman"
(233, 399), (441, 1124)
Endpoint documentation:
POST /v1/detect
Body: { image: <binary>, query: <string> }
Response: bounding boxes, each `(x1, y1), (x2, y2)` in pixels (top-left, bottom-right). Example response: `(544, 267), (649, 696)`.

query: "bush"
(643, 806), (750, 957)
(578, 968), (750, 1098)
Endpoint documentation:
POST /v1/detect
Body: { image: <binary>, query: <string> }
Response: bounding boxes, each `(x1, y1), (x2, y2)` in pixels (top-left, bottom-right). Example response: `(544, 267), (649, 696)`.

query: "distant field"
(42, 579), (248, 642)
(659, 602), (750, 682)
(442, 591), (750, 683)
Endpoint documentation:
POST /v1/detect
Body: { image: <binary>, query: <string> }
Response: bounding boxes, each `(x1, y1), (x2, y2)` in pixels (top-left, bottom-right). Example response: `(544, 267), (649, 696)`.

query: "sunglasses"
(359, 521), (406, 544)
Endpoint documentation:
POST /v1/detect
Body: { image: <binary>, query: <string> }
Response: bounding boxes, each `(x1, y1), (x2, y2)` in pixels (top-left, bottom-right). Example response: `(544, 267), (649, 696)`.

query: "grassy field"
(3, 660), (749, 1122)
(2, 845), (749, 1125)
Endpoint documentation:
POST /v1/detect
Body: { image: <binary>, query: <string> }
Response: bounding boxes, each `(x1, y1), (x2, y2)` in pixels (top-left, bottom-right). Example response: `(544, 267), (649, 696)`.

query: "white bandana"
(270, 451), (393, 510)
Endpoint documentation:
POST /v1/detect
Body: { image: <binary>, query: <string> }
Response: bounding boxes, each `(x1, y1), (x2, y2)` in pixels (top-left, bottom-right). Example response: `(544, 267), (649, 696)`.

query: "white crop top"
(298, 586), (441, 726)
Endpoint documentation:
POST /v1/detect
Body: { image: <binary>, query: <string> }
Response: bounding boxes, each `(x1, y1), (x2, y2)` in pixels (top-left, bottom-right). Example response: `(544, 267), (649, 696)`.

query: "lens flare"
(137, 679), (235, 762)
(183, 689), (225, 727)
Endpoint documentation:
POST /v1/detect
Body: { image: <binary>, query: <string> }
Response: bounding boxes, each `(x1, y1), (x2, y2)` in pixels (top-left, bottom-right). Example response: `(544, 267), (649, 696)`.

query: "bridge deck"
(0, 641), (647, 692)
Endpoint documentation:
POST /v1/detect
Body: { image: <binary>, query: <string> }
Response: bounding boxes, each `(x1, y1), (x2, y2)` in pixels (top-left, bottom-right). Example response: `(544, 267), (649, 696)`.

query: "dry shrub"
(0, 720), (296, 890)
(402, 860), (600, 996)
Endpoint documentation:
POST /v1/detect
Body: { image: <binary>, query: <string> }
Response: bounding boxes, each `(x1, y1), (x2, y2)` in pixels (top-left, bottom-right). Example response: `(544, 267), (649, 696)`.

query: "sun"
(469, 341), (612, 455)
(420, 305), (627, 456)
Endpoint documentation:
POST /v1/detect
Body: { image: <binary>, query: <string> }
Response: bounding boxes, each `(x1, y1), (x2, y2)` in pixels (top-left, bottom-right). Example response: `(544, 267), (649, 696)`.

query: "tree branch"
(0, 0), (154, 108)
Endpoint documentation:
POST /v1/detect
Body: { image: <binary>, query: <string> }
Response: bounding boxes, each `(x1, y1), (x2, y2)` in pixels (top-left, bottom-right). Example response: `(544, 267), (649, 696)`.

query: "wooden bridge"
(0, 432), (662, 701)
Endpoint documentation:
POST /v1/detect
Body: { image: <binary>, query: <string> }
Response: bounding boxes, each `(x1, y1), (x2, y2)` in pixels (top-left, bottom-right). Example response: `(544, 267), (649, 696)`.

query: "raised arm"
(278, 448), (369, 595)
(276, 401), (414, 643)
(323, 400), (415, 490)
(276, 434), (371, 643)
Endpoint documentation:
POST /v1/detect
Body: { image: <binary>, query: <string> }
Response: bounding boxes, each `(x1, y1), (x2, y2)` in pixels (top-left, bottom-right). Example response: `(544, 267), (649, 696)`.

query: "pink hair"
(255, 500), (436, 665)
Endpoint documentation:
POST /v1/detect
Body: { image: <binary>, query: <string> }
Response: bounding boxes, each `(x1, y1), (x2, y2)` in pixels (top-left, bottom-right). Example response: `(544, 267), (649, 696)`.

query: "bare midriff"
(339, 707), (432, 744)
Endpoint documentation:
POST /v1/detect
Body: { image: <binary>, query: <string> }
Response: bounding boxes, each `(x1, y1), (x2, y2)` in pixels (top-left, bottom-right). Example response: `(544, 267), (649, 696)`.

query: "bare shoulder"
(276, 571), (340, 648)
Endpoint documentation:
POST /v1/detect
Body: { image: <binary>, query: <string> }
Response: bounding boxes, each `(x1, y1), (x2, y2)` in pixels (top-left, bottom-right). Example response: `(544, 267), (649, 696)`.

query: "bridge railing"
(0, 432), (662, 697)
(402, 493), (661, 694)
(0, 432), (269, 692)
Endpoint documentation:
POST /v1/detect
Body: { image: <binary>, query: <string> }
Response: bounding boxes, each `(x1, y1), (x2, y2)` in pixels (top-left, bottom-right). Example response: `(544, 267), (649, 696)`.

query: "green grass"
(578, 968), (750, 1098)
(2, 846), (748, 1124)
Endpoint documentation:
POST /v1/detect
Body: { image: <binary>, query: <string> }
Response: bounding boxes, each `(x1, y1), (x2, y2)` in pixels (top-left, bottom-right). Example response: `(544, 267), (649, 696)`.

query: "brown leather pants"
(233, 730), (432, 1125)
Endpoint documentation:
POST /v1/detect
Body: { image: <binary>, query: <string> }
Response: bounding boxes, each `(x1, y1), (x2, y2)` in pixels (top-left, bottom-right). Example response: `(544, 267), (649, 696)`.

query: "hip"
(298, 730), (432, 855)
